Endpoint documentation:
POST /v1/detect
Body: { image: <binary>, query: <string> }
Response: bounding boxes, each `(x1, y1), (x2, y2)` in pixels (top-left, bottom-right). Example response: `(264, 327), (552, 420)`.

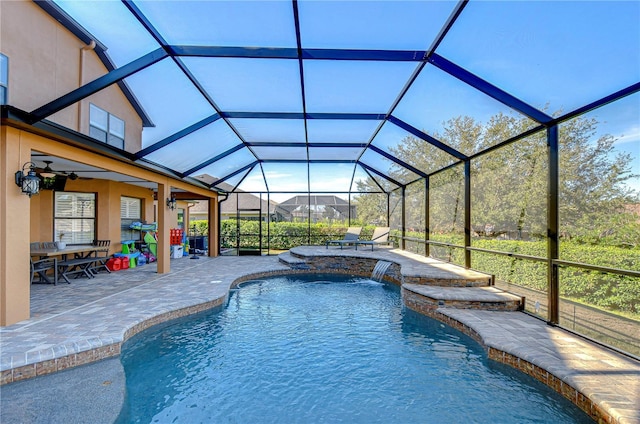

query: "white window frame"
(121, 196), (142, 241)
(54, 192), (96, 245)
(0, 53), (8, 105)
(89, 103), (125, 149)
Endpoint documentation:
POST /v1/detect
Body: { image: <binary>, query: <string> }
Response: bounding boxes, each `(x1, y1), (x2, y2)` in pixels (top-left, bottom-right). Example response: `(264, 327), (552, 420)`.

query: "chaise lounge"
(355, 227), (391, 250)
(325, 227), (362, 249)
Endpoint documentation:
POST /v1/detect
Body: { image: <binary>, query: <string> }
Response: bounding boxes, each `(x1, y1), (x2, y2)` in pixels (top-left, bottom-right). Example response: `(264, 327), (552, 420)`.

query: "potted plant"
(57, 232), (67, 250)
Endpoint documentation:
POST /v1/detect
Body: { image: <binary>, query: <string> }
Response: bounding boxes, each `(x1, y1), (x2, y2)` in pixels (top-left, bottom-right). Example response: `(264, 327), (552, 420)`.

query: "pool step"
(403, 284), (524, 312)
(278, 252), (310, 269)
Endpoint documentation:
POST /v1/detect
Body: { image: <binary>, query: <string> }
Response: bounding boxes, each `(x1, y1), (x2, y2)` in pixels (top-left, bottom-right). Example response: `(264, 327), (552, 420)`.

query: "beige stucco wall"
(0, 0), (143, 152)
(1, 126), (32, 325)
(29, 178), (156, 256)
(0, 0), (220, 326)
(1, 126), (218, 326)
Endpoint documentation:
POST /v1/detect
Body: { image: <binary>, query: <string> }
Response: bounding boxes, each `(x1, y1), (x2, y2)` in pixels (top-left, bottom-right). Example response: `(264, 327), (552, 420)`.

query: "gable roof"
(34, 0), (154, 127)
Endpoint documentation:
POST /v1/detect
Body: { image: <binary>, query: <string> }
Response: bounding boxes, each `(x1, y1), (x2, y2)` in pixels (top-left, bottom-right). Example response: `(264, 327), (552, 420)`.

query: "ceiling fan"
(38, 160), (90, 182)
(36, 160), (90, 190)
(36, 160), (63, 190)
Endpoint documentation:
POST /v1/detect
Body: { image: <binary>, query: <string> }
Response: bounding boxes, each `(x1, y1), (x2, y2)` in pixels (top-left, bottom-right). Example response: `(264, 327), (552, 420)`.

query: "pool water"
(117, 274), (592, 423)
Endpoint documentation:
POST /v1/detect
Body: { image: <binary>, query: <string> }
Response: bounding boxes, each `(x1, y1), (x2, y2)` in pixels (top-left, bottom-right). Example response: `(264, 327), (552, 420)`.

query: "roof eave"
(33, 0), (155, 128)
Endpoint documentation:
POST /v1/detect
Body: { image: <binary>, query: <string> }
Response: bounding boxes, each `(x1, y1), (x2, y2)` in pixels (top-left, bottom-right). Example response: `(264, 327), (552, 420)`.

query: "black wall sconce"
(166, 196), (177, 210)
(15, 162), (40, 197)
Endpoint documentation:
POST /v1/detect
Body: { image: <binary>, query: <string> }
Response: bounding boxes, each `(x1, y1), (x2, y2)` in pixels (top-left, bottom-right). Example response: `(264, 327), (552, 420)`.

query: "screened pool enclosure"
(18, 1), (640, 356)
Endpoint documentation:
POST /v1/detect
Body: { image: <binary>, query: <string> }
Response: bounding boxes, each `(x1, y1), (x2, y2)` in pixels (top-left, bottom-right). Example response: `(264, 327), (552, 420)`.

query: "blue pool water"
(117, 274), (592, 423)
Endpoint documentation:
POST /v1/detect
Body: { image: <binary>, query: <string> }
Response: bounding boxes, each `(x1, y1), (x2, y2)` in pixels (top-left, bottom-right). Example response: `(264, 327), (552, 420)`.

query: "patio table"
(30, 245), (109, 283)
(31, 245), (108, 259)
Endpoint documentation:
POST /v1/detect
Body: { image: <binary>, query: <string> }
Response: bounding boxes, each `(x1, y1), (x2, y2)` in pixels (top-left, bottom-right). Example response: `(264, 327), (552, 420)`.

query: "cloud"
(613, 124), (640, 146)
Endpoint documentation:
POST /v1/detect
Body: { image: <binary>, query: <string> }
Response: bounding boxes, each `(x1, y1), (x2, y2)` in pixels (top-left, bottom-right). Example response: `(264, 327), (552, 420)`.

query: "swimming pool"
(116, 274), (592, 423)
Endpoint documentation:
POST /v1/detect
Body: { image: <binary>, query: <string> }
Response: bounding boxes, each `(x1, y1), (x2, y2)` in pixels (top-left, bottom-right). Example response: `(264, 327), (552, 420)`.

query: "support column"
(386, 193), (390, 227)
(547, 125), (560, 324)
(1, 127), (32, 325)
(208, 196), (218, 256)
(156, 182), (171, 274)
(401, 186), (406, 250)
(425, 177), (430, 257)
(464, 160), (471, 268)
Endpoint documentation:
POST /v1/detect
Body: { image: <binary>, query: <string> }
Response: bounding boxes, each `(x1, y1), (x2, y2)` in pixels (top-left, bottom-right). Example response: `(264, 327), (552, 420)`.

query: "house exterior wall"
(1, 126), (32, 325)
(0, 0), (219, 326)
(1, 126), (219, 325)
(29, 179), (155, 256)
(0, 0), (143, 152)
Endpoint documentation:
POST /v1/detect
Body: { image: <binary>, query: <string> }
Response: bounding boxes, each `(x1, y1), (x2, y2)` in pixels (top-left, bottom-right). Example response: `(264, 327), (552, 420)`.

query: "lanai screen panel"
(182, 57), (303, 113)
(132, 0), (297, 48)
(371, 122), (458, 176)
(214, 168), (253, 192)
(55, 0), (159, 66)
(308, 147), (364, 161)
(307, 119), (381, 144)
(437, 1), (640, 113)
(144, 120), (243, 174)
(303, 60), (419, 114)
(260, 163), (309, 194)
(124, 59), (217, 148)
(297, 0), (456, 50)
(228, 119), (306, 144)
(392, 65), (540, 156)
(559, 91), (640, 267)
(235, 167), (268, 193)
(198, 148), (257, 182)
(359, 148), (421, 186)
(350, 165), (386, 193)
(251, 146), (307, 161)
(309, 163), (357, 193)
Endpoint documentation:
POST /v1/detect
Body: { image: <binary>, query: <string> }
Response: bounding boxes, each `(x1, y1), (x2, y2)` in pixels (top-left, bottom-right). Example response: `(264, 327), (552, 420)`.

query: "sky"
(53, 0), (639, 196)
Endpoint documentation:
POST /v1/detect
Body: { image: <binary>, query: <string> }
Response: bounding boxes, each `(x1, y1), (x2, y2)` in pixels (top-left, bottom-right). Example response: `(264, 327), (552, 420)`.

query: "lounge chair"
(355, 227), (391, 250)
(325, 227), (362, 249)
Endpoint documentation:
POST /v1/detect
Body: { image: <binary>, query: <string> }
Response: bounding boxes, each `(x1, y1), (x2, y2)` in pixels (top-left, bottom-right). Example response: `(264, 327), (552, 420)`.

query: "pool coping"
(1, 252), (638, 423)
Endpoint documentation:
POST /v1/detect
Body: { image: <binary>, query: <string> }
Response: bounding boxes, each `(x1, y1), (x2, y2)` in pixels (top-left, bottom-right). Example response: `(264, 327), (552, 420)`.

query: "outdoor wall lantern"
(15, 162), (40, 197)
(166, 196), (177, 210)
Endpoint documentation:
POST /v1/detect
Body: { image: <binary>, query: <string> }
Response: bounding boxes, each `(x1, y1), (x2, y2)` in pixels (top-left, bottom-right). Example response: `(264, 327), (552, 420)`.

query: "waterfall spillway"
(371, 260), (392, 282)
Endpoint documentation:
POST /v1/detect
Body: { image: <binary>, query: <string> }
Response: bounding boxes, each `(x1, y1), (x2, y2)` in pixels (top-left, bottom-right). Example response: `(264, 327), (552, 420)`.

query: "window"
(89, 103), (125, 149)
(0, 53), (8, 105)
(121, 196), (141, 241)
(54, 192), (96, 244)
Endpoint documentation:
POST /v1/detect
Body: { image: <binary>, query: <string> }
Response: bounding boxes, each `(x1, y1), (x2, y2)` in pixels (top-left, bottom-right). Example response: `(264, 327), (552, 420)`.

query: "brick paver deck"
(1, 249), (638, 423)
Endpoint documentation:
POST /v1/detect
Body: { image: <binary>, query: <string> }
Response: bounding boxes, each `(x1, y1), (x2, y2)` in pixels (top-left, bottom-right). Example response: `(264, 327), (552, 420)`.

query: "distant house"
(189, 194), (279, 222)
(276, 195), (355, 223)
(190, 176), (278, 222)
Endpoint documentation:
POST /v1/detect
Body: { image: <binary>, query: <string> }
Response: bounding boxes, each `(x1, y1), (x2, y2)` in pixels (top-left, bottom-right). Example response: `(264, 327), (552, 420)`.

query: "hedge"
(214, 220), (639, 314)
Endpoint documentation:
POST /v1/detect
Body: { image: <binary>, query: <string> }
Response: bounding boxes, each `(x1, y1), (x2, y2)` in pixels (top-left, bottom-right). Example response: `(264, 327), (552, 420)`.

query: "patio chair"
(30, 257), (58, 285)
(355, 227), (391, 251)
(42, 242), (57, 249)
(325, 227), (362, 249)
(30, 242), (42, 250)
(89, 240), (111, 275)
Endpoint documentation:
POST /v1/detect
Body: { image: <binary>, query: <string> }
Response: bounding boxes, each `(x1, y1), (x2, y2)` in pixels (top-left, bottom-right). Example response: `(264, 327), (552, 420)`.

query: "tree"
(385, 112), (638, 246)
(352, 187), (388, 226)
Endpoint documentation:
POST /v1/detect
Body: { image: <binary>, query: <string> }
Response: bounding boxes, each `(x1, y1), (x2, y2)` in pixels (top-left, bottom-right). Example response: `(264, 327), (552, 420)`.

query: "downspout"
(186, 202), (197, 232)
(184, 202), (196, 256)
(78, 40), (96, 132)
(218, 193), (229, 255)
